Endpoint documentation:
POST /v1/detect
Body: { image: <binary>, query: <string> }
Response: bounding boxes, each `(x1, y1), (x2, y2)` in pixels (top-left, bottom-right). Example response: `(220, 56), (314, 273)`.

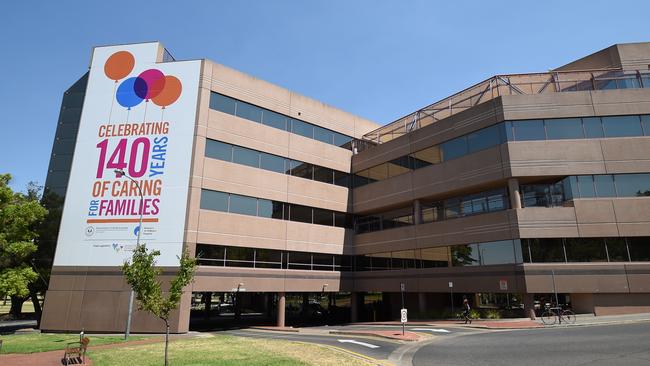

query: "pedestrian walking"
(463, 298), (472, 324)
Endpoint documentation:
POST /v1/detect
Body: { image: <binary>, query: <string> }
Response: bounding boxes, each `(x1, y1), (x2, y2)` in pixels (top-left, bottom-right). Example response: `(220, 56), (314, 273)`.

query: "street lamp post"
(114, 169), (143, 340)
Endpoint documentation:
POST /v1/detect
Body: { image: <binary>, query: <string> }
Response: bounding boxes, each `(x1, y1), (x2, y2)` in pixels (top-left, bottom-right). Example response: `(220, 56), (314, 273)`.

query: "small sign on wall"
(499, 279), (508, 291)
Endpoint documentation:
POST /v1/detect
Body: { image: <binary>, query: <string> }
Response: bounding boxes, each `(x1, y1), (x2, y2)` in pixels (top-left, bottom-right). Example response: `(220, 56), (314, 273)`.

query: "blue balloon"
(116, 77), (146, 109)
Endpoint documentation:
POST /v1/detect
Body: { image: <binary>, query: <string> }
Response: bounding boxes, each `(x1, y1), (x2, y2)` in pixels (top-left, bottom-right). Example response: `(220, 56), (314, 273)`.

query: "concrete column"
(508, 178), (522, 209)
(414, 199), (423, 224)
(523, 293), (536, 320)
(350, 292), (358, 323)
(418, 293), (427, 317)
(277, 292), (286, 327)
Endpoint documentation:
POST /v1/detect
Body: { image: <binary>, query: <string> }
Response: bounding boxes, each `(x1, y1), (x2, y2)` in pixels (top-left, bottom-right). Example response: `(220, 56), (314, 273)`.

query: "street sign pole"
(449, 281), (454, 316)
(400, 283), (405, 335)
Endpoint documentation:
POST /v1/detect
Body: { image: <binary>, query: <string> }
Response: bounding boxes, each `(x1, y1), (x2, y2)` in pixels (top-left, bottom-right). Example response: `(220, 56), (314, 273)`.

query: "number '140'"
(96, 138), (150, 178)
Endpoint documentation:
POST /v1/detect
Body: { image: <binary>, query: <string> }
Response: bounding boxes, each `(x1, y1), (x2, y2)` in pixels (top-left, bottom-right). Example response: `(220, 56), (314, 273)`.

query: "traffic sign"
(400, 283), (405, 292)
(449, 281), (453, 288)
(499, 279), (508, 291)
(400, 308), (408, 323)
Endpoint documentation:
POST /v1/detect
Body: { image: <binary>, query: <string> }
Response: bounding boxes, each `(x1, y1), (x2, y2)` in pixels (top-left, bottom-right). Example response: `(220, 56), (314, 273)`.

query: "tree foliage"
(122, 243), (196, 366)
(0, 174), (47, 315)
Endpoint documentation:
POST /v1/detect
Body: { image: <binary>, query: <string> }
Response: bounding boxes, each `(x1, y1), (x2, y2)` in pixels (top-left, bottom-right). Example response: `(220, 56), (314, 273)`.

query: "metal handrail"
(360, 68), (650, 147)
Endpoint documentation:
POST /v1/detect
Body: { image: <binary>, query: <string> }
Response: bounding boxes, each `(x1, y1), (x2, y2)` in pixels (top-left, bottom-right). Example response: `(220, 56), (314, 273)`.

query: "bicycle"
(540, 305), (576, 325)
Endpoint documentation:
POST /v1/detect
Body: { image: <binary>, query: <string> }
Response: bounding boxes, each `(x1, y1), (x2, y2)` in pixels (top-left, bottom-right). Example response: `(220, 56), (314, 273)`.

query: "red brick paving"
(332, 329), (421, 341)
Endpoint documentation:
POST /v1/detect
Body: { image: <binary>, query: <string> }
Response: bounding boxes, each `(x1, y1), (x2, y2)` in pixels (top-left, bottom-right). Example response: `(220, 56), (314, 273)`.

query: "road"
(413, 322), (650, 366)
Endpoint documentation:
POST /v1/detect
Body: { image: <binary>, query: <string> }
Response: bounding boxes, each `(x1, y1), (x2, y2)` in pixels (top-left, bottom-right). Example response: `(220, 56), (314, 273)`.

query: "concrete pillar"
(414, 199), (423, 224)
(418, 293), (427, 317)
(350, 292), (358, 323)
(508, 178), (522, 209)
(523, 293), (536, 320)
(277, 292), (286, 327)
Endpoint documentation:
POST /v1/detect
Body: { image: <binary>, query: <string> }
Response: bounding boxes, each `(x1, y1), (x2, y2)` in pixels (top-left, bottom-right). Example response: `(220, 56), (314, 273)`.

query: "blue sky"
(1, 0), (649, 191)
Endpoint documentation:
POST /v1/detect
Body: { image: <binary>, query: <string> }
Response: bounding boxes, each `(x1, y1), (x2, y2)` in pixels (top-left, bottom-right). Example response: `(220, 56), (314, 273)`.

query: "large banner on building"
(53, 42), (200, 266)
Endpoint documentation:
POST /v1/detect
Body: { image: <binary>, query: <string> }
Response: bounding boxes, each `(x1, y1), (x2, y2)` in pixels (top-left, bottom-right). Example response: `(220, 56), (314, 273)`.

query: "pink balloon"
(137, 69), (166, 100)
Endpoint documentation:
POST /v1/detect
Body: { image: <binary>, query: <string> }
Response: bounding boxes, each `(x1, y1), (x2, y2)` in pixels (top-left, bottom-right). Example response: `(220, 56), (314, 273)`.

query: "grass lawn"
(89, 335), (374, 366)
(0, 333), (147, 354)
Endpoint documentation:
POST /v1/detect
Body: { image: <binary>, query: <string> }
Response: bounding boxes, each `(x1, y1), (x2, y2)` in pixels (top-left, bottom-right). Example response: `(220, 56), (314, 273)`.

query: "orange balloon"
(152, 75), (182, 108)
(104, 51), (135, 81)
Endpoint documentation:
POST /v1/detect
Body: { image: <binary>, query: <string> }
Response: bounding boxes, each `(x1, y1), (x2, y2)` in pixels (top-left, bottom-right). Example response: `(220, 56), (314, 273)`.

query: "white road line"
(412, 328), (451, 333)
(337, 339), (380, 349)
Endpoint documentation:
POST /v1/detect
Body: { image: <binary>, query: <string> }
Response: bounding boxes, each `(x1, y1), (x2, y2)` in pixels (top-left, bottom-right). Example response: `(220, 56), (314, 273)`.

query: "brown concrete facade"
(42, 42), (650, 333)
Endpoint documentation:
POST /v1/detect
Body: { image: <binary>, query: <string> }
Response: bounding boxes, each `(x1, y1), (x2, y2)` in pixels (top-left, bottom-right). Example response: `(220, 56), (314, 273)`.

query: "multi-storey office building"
(41, 42), (650, 333)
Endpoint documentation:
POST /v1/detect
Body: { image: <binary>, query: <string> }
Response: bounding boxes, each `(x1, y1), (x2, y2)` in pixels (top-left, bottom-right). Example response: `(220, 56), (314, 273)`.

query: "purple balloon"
(137, 69), (166, 99)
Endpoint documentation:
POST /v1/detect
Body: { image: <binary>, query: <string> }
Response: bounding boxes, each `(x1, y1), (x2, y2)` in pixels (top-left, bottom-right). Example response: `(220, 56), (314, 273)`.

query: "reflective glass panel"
(235, 101), (263, 123)
(467, 124), (502, 153)
(602, 115), (643, 137)
(388, 156), (412, 177)
(478, 240), (516, 265)
(291, 119), (314, 138)
(313, 166), (333, 184)
(314, 126), (334, 144)
(255, 248), (282, 268)
(259, 153), (286, 173)
(334, 132), (353, 147)
(441, 136), (468, 160)
(226, 246), (255, 267)
(200, 190), (229, 212)
(313, 208), (334, 226)
(290, 161), (313, 179)
(411, 145), (442, 168)
(229, 194), (258, 216)
(392, 250), (417, 269)
(565, 238), (607, 262)
(526, 238), (565, 262)
(513, 120), (546, 141)
(420, 247), (449, 268)
(287, 252), (311, 269)
(262, 110), (288, 130)
(594, 175), (616, 197)
(369, 253), (391, 271)
(628, 237), (650, 261)
(451, 244), (480, 266)
(258, 200), (284, 219)
(289, 204), (312, 224)
(232, 146), (259, 168)
(583, 117), (604, 138)
(642, 115), (650, 136)
(615, 173), (650, 197)
(205, 140), (232, 162)
(577, 175), (595, 198)
(209, 93), (236, 114)
(605, 238), (629, 262)
(334, 171), (350, 187)
(545, 118), (584, 139)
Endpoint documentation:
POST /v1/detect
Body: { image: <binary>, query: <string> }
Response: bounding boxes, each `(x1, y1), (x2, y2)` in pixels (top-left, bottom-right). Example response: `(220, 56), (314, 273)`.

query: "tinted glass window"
(205, 140), (232, 162)
(290, 161), (313, 179)
(545, 118), (584, 139)
(334, 171), (350, 187)
(235, 101), (263, 123)
(487, 189), (508, 211)
(200, 190), (229, 212)
(255, 248), (282, 268)
(420, 247), (449, 268)
(312, 253), (334, 270)
(334, 212), (351, 228)
(289, 204), (312, 224)
(577, 175), (595, 198)
(504, 121), (515, 141)
(314, 126), (333, 144)
(366, 163), (389, 181)
(583, 117), (604, 138)
(615, 174), (650, 197)
(467, 125), (502, 153)
(628, 237), (650, 261)
(451, 244), (479, 266)
(229, 194), (258, 216)
(602, 115), (643, 137)
(642, 115), (650, 136)
(370, 254), (391, 270)
(313, 208), (334, 226)
(287, 252), (311, 269)
(262, 110), (287, 130)
(196, 244), (225, 266)
(257, 199), (284, 219)
(594, 175), (616, 197)
(388, 156), (412, 177)
(565, 238), (607, 262)
(441, 136), (468, 161)
(232, 146), (259, 168)
(526, 238), (566, 263)
(513, 120), (546, 141)
(479, 240), (516, 265)
(226, 247), (255, 267)
(392, 250), (417, 269)
(291, 119), (313, 138)
(333, 132), (352, 147)
(444, 198), (461, 219)
(411, 145), (441, 168)
(562, 176), (579, 200)
(606, 238), (629, 262)
(313, 166), (333, 184)
(259, 153), (286, 173)
(209, 93), (236, 114)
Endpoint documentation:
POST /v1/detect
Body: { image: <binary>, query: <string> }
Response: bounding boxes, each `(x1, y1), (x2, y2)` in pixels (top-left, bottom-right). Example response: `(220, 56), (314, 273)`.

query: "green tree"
(122, 244), (196, 366)
(0, 174), (48, 318)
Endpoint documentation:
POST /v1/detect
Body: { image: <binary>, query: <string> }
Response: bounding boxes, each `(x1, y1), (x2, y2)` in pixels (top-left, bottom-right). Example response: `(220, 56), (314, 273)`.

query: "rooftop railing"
(360, 68), (650, 148)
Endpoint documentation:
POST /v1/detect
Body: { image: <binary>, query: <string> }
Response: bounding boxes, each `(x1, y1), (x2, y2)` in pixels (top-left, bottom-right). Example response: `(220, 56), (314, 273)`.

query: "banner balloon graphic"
(104, 51), (135, 82)
(137, 69), (166, 100)
(116, 77), (146, 109)
(152, 75), (183, 108)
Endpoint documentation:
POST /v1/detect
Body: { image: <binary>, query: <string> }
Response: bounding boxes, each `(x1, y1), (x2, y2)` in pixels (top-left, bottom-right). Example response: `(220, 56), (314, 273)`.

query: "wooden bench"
(63, 337), (90, 365)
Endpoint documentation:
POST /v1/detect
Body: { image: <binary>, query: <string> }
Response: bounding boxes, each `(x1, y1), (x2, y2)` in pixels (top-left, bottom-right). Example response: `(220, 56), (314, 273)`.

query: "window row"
(522, 237), (650, 263)
(195, 237), (650, 272)
(506, 115), (650, 141)
(200, 189), (353, 228)
(209, 92), (353, 149)
(205, 139), (350, 187)
(355, 188), (509, 234)
(521, 173), (650, 208)
(353, 114), (650, 188)
(196, 244), (352, 271)
(354, 124), (506, 187)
